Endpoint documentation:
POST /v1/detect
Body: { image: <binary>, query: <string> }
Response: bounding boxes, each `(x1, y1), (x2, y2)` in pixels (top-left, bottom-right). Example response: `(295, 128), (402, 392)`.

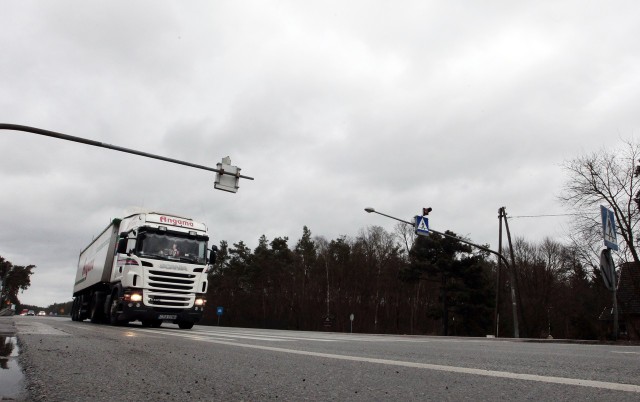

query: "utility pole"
(495, 208), (503, 337)
(500, 207), (520, 338)
(325, 259), (331, 319)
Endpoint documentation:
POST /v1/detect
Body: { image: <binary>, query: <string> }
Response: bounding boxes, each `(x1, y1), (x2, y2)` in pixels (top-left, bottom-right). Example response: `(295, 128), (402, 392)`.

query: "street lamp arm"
(0, 123), (254, 180)
(428, 228), (510, 267)
(365, 207), (511, 269)
(364, 208), (413, 226)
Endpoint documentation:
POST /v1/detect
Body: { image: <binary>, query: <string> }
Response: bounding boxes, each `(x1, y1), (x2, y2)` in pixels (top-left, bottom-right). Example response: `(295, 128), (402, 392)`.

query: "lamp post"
(364, 207), (519, 338)
(0, 123), (254, 192)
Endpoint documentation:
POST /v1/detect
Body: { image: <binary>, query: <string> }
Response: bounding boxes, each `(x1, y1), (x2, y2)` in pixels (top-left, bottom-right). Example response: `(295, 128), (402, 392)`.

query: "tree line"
(202, 225), (609, 339)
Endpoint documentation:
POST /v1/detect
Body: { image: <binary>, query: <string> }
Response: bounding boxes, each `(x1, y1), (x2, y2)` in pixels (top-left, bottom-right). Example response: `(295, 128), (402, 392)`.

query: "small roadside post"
(350, 313), (354, 333)
(216, 306), (224, 326)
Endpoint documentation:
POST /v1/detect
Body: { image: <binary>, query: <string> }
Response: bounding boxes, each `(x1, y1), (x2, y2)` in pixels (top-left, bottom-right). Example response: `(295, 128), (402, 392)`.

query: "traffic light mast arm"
(0, 123), (254, 180)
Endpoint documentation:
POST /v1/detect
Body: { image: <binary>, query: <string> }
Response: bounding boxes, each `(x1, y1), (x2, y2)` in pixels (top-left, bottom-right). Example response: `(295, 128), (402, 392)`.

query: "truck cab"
(71, 212), (215, 329)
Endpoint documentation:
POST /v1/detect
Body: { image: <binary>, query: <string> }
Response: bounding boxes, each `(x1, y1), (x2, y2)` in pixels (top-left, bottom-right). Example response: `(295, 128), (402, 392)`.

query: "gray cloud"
(1, 1), (639, 306)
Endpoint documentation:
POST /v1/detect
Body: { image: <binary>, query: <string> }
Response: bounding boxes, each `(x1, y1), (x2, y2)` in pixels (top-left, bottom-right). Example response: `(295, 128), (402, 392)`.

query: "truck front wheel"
(108, 295), (124, 326)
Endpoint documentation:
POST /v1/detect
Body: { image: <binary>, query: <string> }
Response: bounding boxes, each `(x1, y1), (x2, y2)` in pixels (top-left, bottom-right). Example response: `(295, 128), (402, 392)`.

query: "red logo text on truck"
(159, 216), (194, 227)
(82, 260), (94, 278)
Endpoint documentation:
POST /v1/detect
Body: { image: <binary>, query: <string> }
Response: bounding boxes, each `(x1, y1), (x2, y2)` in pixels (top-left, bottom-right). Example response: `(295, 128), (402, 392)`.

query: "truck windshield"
(136, 232), (208, 264)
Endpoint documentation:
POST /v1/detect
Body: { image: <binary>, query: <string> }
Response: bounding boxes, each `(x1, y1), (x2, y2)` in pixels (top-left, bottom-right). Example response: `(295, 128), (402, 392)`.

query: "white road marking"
(612, 351), (640, 355)
(139, 328), (640, 393)
(186, 329), (335, 342)
(14, 321), (69, 336)
(189, 328), (433, 343)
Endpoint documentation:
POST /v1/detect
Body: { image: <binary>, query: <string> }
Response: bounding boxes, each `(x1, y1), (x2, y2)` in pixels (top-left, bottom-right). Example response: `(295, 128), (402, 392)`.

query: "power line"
(508, 213), (581, 219)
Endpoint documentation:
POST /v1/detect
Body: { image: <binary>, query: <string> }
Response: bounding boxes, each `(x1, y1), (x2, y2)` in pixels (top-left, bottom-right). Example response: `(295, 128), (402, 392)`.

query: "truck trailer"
(71, 212), (215, 329)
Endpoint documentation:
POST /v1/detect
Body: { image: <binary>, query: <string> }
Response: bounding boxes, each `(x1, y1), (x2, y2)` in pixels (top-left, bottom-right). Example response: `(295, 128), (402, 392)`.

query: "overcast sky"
(1, 1), (638, 307)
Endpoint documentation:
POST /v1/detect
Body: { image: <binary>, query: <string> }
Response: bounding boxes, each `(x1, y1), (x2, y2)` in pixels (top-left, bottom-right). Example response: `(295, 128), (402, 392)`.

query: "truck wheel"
(108, 296), (123, 326)
(90, 297), (103, 323)
(77, 294), (87, 321)
(178, 321), (194, 330)
(71, 298), (79, 321)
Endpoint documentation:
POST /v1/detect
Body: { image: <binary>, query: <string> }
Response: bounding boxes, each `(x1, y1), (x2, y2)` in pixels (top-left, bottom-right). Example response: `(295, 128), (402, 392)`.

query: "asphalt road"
(4, 316), (640, 401)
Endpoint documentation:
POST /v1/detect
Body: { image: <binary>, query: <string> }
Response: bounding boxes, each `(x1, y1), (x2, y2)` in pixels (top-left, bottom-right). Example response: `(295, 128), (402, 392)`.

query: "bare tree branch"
(560, 140), (640, 266)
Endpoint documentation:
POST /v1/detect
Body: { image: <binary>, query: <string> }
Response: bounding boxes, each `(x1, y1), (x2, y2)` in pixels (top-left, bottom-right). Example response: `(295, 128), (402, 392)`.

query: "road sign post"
(600, 248), (618, 340)
(350, 313), (354, 333)
(216, 306), (224, 326)
(599, 206), (619, 339)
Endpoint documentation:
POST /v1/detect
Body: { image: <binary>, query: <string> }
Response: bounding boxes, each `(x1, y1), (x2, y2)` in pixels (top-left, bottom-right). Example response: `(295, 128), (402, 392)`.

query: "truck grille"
(148, 270), (196, 291)
(144, 292), (193, 308)
(145, 269), (197, 308)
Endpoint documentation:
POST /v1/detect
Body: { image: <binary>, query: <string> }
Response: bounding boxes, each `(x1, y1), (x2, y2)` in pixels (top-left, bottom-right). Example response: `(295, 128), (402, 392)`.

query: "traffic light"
(423, 207), (432, 216)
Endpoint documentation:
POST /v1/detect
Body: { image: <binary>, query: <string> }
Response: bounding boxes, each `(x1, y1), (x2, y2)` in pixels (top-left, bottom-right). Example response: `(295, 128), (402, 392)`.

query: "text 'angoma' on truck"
(71, 212), (216, 329)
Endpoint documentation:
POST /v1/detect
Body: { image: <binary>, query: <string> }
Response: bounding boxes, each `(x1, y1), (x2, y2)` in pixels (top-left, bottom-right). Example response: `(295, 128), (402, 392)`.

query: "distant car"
(27, 310), (35, 316)
(19, 309), (29, 316)
(37, 311), (46, 316)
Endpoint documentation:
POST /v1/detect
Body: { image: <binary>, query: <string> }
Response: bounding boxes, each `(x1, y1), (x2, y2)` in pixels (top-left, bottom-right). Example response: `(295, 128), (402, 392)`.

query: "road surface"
(4, 316), (640, 401)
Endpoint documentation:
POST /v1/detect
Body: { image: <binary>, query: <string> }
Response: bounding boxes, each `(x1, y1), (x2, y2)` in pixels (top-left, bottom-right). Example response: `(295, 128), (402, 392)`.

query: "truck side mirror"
(209, 245), (219, 265)
(117, 238), (127, 254)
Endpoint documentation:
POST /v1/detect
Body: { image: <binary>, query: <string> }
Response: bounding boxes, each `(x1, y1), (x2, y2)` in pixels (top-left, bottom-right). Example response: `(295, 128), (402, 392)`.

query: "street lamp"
(364, 206), (519, 338)
(364, 207), (413, 225)
(364, 207), (507, 262)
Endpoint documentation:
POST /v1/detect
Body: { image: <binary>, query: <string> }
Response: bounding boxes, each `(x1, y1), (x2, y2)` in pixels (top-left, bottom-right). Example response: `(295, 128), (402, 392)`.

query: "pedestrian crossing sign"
(601, 205), (618, 251)
(415, 215), (429, 236)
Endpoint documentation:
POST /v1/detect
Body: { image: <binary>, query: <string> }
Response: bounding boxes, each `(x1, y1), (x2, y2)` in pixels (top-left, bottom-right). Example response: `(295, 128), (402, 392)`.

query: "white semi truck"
(70, 212), (215, 329)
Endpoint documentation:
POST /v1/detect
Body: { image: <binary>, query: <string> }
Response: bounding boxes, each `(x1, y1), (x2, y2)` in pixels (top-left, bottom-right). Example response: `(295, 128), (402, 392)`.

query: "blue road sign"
(414, 215), (429, 236)
(601, 205), (618, 250)
(217, 306), (224, 316)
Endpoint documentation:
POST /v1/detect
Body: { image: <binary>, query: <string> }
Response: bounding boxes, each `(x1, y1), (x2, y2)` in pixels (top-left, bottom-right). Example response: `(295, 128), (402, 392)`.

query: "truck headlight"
(124, 292), (143, 302)
(194, 298), (206, 306)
